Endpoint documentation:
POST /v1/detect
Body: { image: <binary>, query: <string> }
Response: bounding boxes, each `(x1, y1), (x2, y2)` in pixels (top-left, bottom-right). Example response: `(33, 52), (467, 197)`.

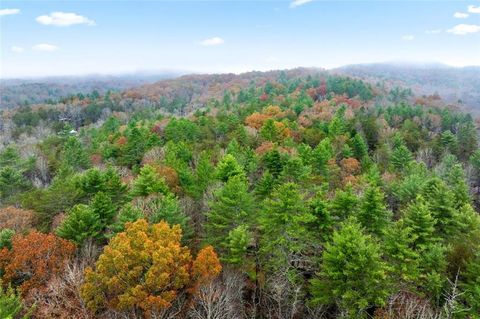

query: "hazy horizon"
(1, 60), (480, 81)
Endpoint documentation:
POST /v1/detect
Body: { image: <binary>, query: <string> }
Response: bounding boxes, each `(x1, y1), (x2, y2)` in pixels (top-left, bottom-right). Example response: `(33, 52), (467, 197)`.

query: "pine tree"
(260, 119), (280, 142)
(90, 191), (116, 226)
(278, 156), (311, 184)
(108, 204), (144, 234)
(358, 185), (391, 236)
(216, 154), (245, 182)
(460, 251), (480, 316)
(310, 218), (389, 317)
(0, 229), (15, 250)
(421, 178), (463, 240)
(56, 204), (103, 245)
(259, 183), (315, 271)
(130, 165), (168, 197)
(384, 221), (420, 285)
(205, 175), (255, 253)
(351, 133), (369, 160)
(263, 149), (283, 178)
(312, 138), (333, 176)
(329, 184), (359, 221)
(401, 195), (437, 250)
(224, 224), (251, 266)
(255, 171), (276, 198)
(445, 164), (470, 208)
(62, 136), (91, 171)
(0, 281), (27, 319)
(195, 151), (214, 197)
(148, 193), (191, 240)
(391, 144), (413, 173)
(308, 191), (333, 241)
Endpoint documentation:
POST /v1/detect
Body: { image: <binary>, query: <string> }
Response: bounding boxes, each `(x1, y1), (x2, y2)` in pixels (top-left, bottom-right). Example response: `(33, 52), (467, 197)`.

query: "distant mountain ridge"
(2, 64), (479, 115)
(0, 72), (183, 109)
(332, 63), (480, 114)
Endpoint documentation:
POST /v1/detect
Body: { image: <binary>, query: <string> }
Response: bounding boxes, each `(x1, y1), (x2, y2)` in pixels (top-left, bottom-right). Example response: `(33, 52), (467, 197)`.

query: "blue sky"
(1, 0), (480, 78)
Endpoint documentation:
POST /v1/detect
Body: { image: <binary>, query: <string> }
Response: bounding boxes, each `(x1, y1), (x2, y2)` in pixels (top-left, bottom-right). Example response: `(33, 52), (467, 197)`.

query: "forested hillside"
(335, 63), (480, 115)
(0, 73), (180, 109)
(1, 70), (480, 319)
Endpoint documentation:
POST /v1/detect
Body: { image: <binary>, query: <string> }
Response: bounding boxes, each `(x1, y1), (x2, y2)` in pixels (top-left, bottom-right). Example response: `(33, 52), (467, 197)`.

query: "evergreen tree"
(445, 163), (470, 207)
(358, 185), (391, 236)
(310, 218), (389, 317)
(384, 221), (420, 285)
(329, 185), (359, 221)
(0, 229), (15, 250)
(56, 204), (103, 245)
(108, 204), (144, 234)
(278, 156), (311, 184)
(461, 251), (480, 316)
(62, 136), (91, 171)
(401, 196), (437, 250)
(130, 165), (168, 197)
(457, 121), (478, 161)
(260, 119), (280, 142)
(255, 171), (276, 198)
(206, 175), (255, 253)
(391, 144), (413, 172)
(308, 191), (333, 241)
(148, 193), (191, 239)
(421, 178), (463, 240)
(351, 133), (369, 160)
(195, 151), (214, 197)
(440, 130), (458, 155)
(224, 224), (251, 267)
(90, 191), (116, 226)
(0, 281), (29, 319)
(263, 149), (283, 178)
(216, 154), (245, 182)
(312, 138), (333, 176)
(259, 183), (315, 271)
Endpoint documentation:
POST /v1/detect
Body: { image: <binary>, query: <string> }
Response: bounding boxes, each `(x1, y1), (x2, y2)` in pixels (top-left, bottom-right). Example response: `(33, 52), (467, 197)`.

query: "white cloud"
(290, 0), (313, 8)
(11, 46), (24, 53)
(454, 12), (469, 18)
(425, 29), (442, 34)
(467, 5), (480, 14)
(447, 24), (480, 35)
(36, 12), (95, 26)
(0, 8), (20, 16)
(32, 43), (59, 51)
(402, 35), (415, 41)
(199, 37), (224, 46)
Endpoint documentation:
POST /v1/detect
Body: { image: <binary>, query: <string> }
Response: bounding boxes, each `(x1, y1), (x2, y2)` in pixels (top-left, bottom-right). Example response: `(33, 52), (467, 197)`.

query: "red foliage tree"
(0, 231), (76, 294)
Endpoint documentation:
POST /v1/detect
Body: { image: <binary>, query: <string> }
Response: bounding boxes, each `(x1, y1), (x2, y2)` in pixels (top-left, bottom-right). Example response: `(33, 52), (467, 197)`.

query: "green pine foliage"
(206, 175), (255, 253)
(358, 185), (391, 236)
(259, 183), (315, 271)
(130, 165), (168, 197)
(310, 218), (389, 317)
(56, 204), (103, 245)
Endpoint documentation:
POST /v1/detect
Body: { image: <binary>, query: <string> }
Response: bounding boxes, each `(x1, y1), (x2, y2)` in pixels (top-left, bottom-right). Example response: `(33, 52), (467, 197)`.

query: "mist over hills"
(1, 63), (479, 115)
(333, 63), (480, 114)
(0, 72), (183, 109)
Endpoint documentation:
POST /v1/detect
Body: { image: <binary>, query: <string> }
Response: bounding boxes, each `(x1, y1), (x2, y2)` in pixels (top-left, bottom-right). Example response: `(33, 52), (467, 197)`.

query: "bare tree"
(189, 270), (245, 319)
(260, 270), (304, 319)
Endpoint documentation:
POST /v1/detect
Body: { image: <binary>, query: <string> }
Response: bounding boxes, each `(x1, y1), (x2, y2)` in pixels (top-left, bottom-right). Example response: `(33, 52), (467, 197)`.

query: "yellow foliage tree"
(80, 219), (221, 317)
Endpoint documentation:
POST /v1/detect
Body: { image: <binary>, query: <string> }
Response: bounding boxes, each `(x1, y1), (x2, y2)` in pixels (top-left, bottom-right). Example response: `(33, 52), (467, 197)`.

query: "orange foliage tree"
(80, 219), (221, 317)
(244, 112), (270, 129)
(0, 231), (76, 294)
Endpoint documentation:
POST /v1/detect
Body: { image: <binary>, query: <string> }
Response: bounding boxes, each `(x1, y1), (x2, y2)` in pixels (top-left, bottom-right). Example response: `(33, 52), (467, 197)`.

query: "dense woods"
(0, 69), (479, 318)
